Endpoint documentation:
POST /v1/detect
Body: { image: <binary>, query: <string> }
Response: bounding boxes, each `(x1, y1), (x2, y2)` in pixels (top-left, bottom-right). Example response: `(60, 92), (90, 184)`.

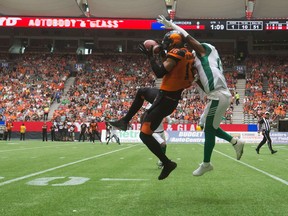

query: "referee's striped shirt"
(258, 117), (271, 132)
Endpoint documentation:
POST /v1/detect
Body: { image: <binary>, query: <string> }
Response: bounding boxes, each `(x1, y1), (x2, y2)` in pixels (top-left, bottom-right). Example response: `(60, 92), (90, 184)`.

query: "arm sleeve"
(170, 22), (189, 37)
(150, 59), (169, 78)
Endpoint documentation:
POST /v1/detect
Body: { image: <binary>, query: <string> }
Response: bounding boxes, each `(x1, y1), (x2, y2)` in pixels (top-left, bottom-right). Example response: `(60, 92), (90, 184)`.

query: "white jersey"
(195, 43), (231, 99)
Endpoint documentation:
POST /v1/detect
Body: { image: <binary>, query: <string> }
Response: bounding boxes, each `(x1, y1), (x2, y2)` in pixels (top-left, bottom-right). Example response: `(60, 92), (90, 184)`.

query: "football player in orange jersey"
(139, 31), (196, 180)
(89, 119), (102, 144)
(5, 120), (13, 141)
(110, 31), (196, 180)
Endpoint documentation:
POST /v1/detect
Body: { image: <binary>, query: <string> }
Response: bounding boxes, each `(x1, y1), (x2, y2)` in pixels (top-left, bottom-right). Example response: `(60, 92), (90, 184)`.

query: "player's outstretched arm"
(157, 15), (205, 57)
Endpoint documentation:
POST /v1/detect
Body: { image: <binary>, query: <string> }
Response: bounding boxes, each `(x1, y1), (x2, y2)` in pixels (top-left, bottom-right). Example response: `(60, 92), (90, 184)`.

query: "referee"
(256, 112), (277, 154)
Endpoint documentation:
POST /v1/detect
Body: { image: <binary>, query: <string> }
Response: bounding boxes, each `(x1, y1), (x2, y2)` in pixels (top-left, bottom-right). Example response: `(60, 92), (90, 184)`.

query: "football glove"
(138, 43), (153, 60)
(157, 15), (173, 29)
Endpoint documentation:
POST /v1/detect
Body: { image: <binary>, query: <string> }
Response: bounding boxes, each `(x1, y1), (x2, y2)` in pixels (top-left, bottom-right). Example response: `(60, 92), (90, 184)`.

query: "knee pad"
(141, 122), (153, 135)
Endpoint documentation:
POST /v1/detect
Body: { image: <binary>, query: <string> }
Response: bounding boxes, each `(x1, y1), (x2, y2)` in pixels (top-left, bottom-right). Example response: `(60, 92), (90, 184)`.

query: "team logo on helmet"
(162, 30), (184, 50)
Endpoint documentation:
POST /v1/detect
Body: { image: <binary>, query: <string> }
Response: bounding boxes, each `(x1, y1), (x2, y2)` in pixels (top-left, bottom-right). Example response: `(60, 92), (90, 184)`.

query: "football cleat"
(108, 119), (128, 131)
(193, 163), (214, 176)
(158, 161), (177, 180)
(233, 139), (245, 160)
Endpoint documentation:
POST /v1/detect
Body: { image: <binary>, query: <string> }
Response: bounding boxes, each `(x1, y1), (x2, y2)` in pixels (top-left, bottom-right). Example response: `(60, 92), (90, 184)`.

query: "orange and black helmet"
(162, 30), (184, 51)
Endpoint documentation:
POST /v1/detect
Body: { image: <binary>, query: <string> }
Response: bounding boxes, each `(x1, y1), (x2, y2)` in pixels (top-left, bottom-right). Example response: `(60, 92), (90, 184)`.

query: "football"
(143, 39), (161, 55)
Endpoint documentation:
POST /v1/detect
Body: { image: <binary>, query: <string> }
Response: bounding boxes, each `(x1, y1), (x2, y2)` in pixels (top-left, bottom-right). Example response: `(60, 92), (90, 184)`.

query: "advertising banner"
(101, 130), (288, 144)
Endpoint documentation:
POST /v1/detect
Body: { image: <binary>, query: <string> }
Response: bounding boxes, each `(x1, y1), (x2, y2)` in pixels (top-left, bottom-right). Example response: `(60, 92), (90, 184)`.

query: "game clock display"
(208, 20), (263, 31)
(226, 21), (263, 30)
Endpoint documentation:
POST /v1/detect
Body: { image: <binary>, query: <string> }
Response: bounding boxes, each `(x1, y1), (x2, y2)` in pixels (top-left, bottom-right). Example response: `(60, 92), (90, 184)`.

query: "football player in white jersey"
(158, 15), (245, 176)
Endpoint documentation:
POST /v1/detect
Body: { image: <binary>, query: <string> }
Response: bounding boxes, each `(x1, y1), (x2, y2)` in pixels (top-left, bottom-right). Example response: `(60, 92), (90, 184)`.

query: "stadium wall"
(100, 130), (288, 145)
(9, 122), (259, 132)
(2, 122), (287, 144)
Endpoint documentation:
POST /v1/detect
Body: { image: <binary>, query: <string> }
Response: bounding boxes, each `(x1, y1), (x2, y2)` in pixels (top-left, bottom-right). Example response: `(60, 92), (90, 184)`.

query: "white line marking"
(0, 145), (137, 187)
(100, 178), (148, 181)
(214, 149), (288, 186)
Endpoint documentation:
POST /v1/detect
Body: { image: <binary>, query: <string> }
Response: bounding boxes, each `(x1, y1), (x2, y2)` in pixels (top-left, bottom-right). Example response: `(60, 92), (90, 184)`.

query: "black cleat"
(158, 161), (177, 180)
(271, 150), (277, 154)
(108, 119), (128, 131)
(256, 149), (259, 154)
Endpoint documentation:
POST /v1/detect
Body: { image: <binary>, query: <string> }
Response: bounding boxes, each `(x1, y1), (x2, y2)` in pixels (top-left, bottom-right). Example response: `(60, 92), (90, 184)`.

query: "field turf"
(0, 140), (287, 216)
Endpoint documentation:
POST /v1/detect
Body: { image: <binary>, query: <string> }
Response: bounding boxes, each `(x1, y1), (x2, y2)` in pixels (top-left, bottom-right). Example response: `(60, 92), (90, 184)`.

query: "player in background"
(105, 121), (121, 145)
(42, 121), (48, 142)
(78, 122), (88, 142)
(105, 118), (120, 145)
(89, 119), (102, 144)
(256, 111), (277, 154)
(68, 121), (76, 141)
(157, 15), (245, 176)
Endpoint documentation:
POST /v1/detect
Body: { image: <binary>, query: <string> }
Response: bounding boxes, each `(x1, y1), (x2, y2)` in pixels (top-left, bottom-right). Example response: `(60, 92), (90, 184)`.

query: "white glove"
(157, 15), (174, 29)
(157, 15), (189, 37)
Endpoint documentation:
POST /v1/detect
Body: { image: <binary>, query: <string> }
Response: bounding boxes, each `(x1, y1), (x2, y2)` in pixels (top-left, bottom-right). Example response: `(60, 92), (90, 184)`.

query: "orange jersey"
(160, 48), (195, 91)
(89, 122), (98, 131)
(6, 122), (13, 130)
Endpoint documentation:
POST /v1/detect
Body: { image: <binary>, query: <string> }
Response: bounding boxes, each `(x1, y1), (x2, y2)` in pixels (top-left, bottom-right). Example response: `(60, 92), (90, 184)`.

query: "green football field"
(0, 140), (287, 216)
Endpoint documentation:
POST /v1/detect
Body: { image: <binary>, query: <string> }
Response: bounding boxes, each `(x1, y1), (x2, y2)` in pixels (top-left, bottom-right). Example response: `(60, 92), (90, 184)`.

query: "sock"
(161, 145), (167, 154)
(203, 131), (216, 162)
(140, 132), (170, 164)
(202, 162), (211, 167)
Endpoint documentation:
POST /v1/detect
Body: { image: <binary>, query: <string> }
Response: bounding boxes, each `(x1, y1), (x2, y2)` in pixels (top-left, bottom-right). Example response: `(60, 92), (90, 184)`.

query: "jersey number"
(184, 63), (194, 81)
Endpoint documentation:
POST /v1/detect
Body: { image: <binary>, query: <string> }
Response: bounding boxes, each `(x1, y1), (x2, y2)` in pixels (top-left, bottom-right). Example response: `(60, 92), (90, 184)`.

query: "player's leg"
(152, 132), (166, 168)
(113, 135), (121, 145)
(214, 93), (244, 160)
(140, 93), (178, 180)
(256, 134), (267, 154)
(95, 131), (102, 143)
(109, 88), (159, 131)
(265, 132), (277, 154)
(106, 136), (111, 145)
(193, 99), (218, 176)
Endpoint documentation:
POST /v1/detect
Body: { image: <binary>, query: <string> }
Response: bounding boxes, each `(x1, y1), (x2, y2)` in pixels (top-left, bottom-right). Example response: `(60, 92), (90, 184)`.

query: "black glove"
(138, 43), (153, 60)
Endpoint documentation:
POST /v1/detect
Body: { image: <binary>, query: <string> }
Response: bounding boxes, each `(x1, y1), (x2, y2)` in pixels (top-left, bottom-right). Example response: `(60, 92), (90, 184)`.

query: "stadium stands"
(0, 49), (287, 126)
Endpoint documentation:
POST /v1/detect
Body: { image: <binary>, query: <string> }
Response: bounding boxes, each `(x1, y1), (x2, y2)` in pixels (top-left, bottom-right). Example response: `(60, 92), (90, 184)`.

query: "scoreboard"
(264, 20), (288, 30)
(0, 16), (287, 31)
(209, 20), (288, 31)
(176, 20), (288, 31)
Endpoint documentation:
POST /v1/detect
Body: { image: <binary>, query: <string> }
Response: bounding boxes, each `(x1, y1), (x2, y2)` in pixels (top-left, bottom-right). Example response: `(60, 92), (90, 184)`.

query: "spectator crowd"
(0, 53), (287, 127)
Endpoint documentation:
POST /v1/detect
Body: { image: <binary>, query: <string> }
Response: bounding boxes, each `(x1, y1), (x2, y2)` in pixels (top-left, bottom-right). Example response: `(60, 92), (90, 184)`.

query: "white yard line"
(0, 145), (137, 187)
(214, 149), (288, 186)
